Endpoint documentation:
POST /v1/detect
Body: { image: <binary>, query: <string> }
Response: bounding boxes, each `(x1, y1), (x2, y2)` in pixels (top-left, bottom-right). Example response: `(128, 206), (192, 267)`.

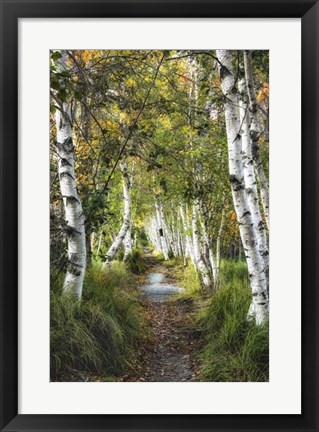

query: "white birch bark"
(155, 201), (169, 260)
(179, 205), (195, 262)
(171, 230), (179, 257)
(244, 50), (269, 230)
(216, 49), (269, 324)
(238, 78), (269, 287)
(147, 216), (162, 253)
(177, 227), (184, 259)
(177, 212), (185, 259)
(167, 210), (179, 257)
(192, 202), (213, 288)
(96, 231), (103, 257)
(90, 232), (95, 255)
(199, 210), (217, 283)
(188, 57), (212, 287)
(215, 209), (224, 286)
(150, 218), (159, 251)
(123, 225), (132, 261)
(104, 162), (131, 265)
(55, 50), (86, 299)
(153, 218), (162, 252)
(159, 202), (174, 257)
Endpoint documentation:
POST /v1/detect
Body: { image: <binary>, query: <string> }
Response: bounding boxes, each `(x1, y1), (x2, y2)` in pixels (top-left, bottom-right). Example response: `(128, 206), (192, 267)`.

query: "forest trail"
(50, 50), (269, 384)
(121, 255), (200, 382)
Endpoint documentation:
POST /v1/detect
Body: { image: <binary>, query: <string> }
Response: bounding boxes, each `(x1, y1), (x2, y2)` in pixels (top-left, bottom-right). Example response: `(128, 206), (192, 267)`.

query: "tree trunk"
(55, 50), (86, 299)
(199, 209), (217, 284)
(216, 49), (268, 324)
(155, 200), (169, 260)
(177, 213), (185, 260)
(123, 225), (132, 261)
(244, 50), (269, 230)
(104, 161), (131, 265)
(192, 202), (213, 289)
(238, 78), (269, 287)
(179, 205), (195, 263)
(86, 230), (93, 267)
(215, 209), (224, 286)
(146, 216), (161, 253)
(167, 210), (179, 257)
(159, 202), (173, 257)
(90, 231), (95, 255)
(96, 231), (103, 257)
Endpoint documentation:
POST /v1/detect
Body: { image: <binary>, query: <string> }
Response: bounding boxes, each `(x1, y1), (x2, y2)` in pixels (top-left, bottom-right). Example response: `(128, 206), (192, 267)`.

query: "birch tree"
(244, 50), (269, 229)
(180, 205), (195, 263)
(192, 202), (213, 288)
(238, 78), (269, 287)
(216, 49), (269, 324)
(215, 210), (224, 283)
(155, 200), (169, 260)
(54, 50), (86, 299)
(199, 213), (217, 282)
(104, 161), (132, 265)
(123, 227), (132, 261)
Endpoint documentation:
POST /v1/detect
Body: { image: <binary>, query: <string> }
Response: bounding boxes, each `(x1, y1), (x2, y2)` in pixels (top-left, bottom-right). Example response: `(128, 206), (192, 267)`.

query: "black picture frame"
(0, 0), (318, 431)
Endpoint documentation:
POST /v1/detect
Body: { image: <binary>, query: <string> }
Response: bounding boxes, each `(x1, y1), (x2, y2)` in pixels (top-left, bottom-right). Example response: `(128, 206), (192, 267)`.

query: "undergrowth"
(124, 249), (147, 274)
(164, 258), (202, 297)
(50, 261), (146, 381)
(198, 259), (269, 382)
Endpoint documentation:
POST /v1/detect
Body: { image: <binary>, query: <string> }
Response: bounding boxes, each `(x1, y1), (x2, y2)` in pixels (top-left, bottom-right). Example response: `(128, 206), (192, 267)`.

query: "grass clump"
(166, 258), (202, 296)
(198, 259), (269, 382)
(180, 262), (202, 296)
(50, 261), (146, 381)
(219, 259), (249, 286)
(124, 249), (147, 274)
(50, 294), (102, 379)
(161, 258), (202, 300)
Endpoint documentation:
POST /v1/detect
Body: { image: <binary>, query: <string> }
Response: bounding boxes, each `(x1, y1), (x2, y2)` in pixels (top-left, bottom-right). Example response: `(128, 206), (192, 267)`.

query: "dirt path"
(121, 256), (200, 382)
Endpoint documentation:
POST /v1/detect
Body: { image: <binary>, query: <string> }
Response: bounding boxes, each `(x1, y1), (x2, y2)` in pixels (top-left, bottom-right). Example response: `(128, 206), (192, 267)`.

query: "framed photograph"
(0, 0), (318, 431)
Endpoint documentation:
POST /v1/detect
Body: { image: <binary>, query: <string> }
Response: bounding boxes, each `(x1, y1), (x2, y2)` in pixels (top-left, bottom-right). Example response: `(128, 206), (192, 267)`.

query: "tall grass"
(163, 258), (202, 296)
(198, 259), (269, 382)
(124, 249), (147, 274)
(180, 262), (202, 296)
(50, 261), (146, 381)
(219, 259), (249, 286)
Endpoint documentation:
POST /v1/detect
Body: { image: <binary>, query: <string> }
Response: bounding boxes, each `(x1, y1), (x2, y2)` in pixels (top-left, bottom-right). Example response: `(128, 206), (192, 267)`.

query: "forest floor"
(120, 254), (201, 382)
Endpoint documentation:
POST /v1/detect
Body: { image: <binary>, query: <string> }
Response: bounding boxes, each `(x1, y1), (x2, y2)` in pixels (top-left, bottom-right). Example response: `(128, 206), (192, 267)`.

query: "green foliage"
(50, 50), (84, 112)
(50, 50), (62, 61)
(137, 229), (149, 247)
(50, 263), (146, 381)
(198, 260), (269, 382)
